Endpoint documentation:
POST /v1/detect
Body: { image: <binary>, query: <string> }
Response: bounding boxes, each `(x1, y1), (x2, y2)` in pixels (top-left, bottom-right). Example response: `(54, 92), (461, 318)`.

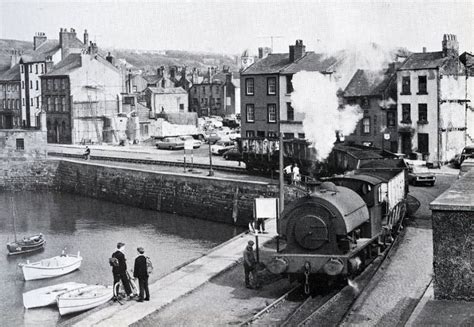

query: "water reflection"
(1, 191), (242, 327)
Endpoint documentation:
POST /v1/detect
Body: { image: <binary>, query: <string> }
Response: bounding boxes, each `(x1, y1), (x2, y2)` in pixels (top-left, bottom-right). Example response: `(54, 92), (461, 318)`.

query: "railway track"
(242, 226), (406, 326)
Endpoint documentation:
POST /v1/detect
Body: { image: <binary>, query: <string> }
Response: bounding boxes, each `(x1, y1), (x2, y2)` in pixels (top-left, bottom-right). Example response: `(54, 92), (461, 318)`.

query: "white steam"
(291, 71), (363, 161)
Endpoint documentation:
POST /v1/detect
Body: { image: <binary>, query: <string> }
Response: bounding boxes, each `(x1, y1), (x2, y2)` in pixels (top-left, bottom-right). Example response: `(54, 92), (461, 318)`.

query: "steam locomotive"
(260, 162), (408, 292)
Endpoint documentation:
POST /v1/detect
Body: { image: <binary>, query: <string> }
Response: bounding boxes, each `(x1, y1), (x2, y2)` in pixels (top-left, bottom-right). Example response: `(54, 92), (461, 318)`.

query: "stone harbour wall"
(54, 160), (298, 226)
(0, 160), (59, 191)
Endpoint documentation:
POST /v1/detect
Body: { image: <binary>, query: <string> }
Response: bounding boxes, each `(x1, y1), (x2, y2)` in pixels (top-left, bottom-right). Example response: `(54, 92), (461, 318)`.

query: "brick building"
(343, 64), (398, 151)
(0, 64), (22, 129)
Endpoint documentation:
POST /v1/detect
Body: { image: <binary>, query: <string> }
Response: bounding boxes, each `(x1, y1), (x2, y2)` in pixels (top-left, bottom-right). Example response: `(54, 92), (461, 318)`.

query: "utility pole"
(257, 35), (283, 52)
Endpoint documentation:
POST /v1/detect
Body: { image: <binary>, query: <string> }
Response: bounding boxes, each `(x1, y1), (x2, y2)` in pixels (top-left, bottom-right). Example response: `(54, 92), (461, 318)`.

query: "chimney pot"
(422, 47), (426, 53)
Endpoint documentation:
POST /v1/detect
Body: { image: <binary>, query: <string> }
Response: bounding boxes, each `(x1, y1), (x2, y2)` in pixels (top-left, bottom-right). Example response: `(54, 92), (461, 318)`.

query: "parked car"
(458, 158), (474, 179)
(155, 137), (185, 150)
(222, 147), (243, 161)
(455, 145), (474, 168)
(407, 165), (436, 186)
(204, 132), (221, 144)
(180, 135), (202, 149)
(211, 140), (235, 155)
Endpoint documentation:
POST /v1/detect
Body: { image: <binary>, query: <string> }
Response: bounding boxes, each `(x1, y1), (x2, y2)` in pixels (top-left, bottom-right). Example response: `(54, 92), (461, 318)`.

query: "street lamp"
(208, 140), (214, 176)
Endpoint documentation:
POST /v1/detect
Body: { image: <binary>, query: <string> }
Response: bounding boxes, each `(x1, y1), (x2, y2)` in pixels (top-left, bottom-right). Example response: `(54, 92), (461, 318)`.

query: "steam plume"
(291, 71), (363, 161)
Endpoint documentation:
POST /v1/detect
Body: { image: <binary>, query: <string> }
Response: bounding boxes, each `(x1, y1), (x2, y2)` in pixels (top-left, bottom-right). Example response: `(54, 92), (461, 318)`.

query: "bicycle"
(113, 270), (138, 301)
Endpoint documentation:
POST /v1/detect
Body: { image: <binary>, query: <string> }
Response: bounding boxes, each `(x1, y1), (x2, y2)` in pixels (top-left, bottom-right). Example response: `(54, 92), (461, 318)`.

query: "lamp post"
(208, 141), (214, 176)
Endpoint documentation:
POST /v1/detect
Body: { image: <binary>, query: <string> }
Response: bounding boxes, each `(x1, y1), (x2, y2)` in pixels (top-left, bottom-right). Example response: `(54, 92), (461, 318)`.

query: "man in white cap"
(243, 240), (260, 289)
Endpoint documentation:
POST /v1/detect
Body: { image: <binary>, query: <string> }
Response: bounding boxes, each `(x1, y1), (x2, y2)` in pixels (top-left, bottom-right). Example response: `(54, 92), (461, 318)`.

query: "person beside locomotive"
(243, 240), (260, 289)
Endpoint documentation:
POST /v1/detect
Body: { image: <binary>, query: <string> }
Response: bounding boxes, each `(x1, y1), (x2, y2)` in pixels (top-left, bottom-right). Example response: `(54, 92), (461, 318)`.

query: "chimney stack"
(170, 66), (176, 80)
(422, 47), (427, 53)
(60, 27), (78, 60)
(106, 52), (115, 65)
(442, 34), (459, 58)
(294, 40), (305, 61)
(33, 32), (47, 50)
(83, 29), (89, 45)
(225, 72), (232, 84)
(10, 49), (20, 68)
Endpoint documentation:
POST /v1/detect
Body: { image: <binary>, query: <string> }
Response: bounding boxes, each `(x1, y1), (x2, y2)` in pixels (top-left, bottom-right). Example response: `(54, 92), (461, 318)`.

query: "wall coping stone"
(60, 159), (275, 186)
(430, 170), (474, 211)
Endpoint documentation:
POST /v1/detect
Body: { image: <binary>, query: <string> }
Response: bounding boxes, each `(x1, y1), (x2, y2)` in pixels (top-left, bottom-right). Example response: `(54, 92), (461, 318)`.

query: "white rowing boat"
(57, 285), (113, 316)
(19, 252), (82, 281)
(23, 282), (87, 309)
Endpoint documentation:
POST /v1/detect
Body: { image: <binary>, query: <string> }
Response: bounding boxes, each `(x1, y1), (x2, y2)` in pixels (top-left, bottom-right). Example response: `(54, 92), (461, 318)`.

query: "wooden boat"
(7, 234), (45, 256)
(19, 252), (82, 281)
(6, 197), (45, 256)
(23, 282), (87, 309)
(57, 285), (113, 316)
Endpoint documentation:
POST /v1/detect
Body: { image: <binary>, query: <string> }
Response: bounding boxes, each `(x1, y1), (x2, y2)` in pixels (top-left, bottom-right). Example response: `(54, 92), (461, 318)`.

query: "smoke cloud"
(291, 71), (363, 161)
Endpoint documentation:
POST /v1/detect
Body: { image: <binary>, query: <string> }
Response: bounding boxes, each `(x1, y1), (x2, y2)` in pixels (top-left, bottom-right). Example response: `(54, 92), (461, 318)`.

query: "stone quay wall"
(54, 160), (299, 226)
(0, 159), (59, 191)
(430, 170), (474, 301)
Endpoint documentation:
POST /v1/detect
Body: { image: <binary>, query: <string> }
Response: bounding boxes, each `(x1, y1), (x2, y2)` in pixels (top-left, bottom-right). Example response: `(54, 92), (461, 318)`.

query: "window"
(30, 80), (33, 89)
(402, 104), (411, 123)
(287, 103), (294, 121)
(267, 77), (276, 95)
(286, 75), (293, 93)
(21, 65), (24, 73)
(361, 97), (370, 108)
(298, 133), (306, 139)
(22, 98), (25, 106)
(48, 79), (53, 90)
(2, 99), (5, 109)
(362, 117), (371, 134)
(245, 78), (254, 95)
(418, 133), (429, 153)
(1, 84), (3, 91)
(418, 76), (427, 94)
(22, 81), (24, 89)
(267, 104), (277, 123)
(16, 138), (25, 150)
(46, 97), (51, 111)
(41, 64), (44, 74)
(30, 98), (33, 106)
(268, 131), (278, 138)
(54, 79), (59, 90)
(16, 99), (19, 109)
(35, 64), (38, 74)
(246, 130), (255, 137)
(7, 84), (10, 91)
(257, 131), (265, 137)
(401, 76), (410, 94)
(193, 98), (198, 106)
(36, 97), (39, 108)
(387, 111), (396, 127)
(61, 79), (66, 90)
(179, 103), (184, 111)
(54, 97), (58, 111)
(61, 97), (66, 111)
(29, 65), (32, 73)
(123, 97), (135, 105)
(246, 104), (255, 122)
(36, 80), (39, 90)
(284, 133), (294, 139)
(418, 104), (428, 123)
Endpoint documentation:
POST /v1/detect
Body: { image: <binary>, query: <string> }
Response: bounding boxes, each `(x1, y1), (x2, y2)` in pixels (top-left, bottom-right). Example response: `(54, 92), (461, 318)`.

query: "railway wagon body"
(261, 168), (407, 289)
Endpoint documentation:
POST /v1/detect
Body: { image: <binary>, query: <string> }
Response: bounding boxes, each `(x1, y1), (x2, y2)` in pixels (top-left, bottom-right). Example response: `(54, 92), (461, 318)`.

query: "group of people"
(111, 242), (150, 302)
(284, 163), (301, 185)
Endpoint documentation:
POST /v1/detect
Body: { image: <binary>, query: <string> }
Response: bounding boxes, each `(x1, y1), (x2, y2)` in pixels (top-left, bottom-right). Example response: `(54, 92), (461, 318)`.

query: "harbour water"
(0, 191), (242, 327)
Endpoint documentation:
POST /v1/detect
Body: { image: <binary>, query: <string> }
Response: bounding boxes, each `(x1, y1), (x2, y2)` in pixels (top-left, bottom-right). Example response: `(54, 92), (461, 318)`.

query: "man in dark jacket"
(243, 240), (260, 289)
(133, 247), (150, 302)
(112, 242), (133, 299)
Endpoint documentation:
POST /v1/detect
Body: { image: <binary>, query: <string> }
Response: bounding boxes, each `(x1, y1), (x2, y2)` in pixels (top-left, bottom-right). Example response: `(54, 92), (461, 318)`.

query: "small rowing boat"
(19, 252), (82, 281)
(57, 285), (113, 316)
(23, 282), (87, 309)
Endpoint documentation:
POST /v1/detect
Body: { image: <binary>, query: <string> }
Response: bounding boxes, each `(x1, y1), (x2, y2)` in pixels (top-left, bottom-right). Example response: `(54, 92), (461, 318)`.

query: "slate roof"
(146, 86), (187, 94)
(344, 68), (395, 97)
(0, 64), (21, 81)
(21, 37), (85, 63)
(44, 53), (82, 76)
(280, 52), (338, 74)
(241, 53), (290, 75)
(398, 51), (452, 70)
(143, 74), (162, 84)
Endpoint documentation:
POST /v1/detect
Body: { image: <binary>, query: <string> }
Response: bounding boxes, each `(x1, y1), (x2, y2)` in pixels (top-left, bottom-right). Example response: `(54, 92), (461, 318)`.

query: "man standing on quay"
(243, 240), (260, 289)
(134, 247), (150, 302)
(112, 242), (133, 300)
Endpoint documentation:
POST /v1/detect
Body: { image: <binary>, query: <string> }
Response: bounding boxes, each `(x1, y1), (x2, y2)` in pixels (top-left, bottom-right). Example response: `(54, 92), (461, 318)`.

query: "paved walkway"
(71, 220), (277, 327)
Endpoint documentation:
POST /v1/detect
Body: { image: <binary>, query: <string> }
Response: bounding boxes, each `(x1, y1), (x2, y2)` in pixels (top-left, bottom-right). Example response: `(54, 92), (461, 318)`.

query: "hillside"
(0, 38), (239, 74)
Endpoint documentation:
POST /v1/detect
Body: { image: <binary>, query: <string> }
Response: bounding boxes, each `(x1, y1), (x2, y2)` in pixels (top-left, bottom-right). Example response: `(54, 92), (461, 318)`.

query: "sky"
(0, 0), (472, 55)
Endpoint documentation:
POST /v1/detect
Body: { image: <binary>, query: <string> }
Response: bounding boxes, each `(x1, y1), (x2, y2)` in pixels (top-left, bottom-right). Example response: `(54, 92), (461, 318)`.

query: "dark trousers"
(256, 218), (265, 232)
(114, 272), (132, 295)
(244, 265), (259, 287)
(138, 277), (150, 300)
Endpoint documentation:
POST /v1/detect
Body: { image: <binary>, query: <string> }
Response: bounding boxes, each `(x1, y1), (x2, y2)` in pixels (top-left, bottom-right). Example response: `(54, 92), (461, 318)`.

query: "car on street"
(204, 132), (221, 144)
(222, 147), (243, 161)
(408, 165), (436, 186)
(211, 140), (235, 155)
(155, 137), (185, 150)
(454, 145), (474, 168)
(180, 135), (202, 149)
